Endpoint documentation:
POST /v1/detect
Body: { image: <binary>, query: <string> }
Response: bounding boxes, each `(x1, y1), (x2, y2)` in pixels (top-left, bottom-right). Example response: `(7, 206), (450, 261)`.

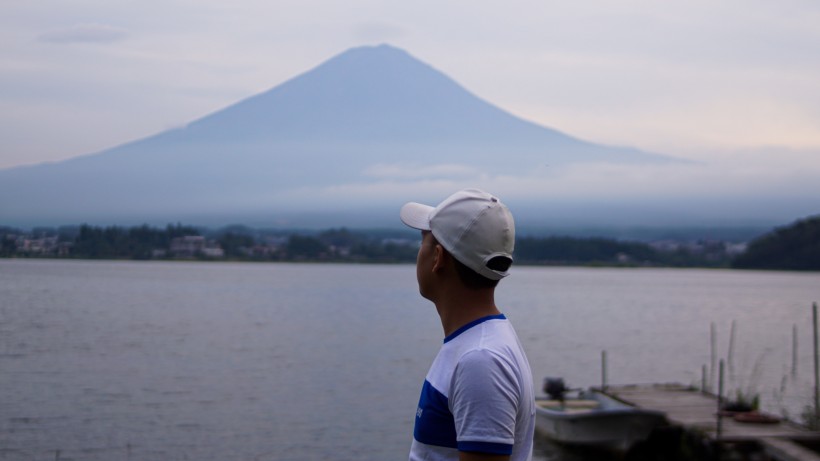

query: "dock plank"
(605, 384), (812, 442)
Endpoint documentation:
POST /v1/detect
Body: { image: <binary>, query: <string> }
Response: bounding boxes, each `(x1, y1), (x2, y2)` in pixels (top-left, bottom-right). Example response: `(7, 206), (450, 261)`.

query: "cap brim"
(400, 202), (434, 230)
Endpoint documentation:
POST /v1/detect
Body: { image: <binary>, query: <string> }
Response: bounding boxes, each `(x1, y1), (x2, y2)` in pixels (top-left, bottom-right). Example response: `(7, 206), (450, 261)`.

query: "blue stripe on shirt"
(414, 380), (457, 448)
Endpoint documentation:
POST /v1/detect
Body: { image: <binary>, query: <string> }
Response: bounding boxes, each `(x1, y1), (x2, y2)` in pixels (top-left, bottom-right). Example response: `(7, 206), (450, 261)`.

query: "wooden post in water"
(710, 322), (717, 392)
(702, 364), (707, 394)
(814, 302), (819, 423)
(601, 350), (608, 391)
(717, 359), (725, 439)
(793, 324), (798, 379)
(728, 320), (736, 381)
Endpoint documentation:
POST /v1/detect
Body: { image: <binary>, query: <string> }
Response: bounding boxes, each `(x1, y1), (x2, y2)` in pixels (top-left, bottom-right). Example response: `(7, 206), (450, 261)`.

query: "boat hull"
(535, 391), (666, 451)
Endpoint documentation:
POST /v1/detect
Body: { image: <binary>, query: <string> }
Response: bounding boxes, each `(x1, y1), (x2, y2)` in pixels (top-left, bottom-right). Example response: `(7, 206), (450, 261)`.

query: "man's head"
(400, 189), (515, 290)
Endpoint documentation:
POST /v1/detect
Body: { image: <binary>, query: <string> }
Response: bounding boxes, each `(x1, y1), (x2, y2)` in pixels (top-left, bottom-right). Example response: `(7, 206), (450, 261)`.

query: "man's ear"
(432, 243), (447, 273)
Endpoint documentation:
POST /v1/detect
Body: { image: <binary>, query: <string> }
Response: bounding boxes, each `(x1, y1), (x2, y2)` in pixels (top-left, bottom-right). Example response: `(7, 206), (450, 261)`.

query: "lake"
(1, 259), (818, 460)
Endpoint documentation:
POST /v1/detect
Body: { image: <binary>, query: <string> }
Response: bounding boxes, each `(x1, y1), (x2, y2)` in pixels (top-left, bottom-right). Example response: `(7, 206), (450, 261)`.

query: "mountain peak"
(180, 43), (497, 143)
(336, 43), (411, 57)
(308, 43), (418, 72)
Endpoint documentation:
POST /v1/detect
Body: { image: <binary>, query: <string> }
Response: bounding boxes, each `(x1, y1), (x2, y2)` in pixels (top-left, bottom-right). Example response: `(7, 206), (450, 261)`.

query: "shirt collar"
(443, 313), (506, 344)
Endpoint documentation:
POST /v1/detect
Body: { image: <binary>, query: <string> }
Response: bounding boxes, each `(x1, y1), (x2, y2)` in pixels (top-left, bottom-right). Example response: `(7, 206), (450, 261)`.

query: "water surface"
(1, 260), (818, 460)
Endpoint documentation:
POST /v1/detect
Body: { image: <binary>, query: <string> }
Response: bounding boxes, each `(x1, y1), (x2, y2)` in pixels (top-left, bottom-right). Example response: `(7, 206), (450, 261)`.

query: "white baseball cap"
(400, 188), (515, 280)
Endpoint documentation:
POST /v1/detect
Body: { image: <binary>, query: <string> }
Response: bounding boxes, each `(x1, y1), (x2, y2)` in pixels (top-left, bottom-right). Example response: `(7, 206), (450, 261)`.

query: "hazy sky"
(2, 1), (819, 176)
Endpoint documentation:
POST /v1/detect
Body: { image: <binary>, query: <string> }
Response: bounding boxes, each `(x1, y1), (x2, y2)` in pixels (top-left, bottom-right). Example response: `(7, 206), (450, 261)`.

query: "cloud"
(362, 163), (481, 179)
(38, 24), (129, 44)
(254, 146), (820, 225)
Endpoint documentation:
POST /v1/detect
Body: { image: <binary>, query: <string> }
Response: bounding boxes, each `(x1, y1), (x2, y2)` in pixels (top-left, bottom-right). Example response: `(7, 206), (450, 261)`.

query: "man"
(400, 189), (535, 461)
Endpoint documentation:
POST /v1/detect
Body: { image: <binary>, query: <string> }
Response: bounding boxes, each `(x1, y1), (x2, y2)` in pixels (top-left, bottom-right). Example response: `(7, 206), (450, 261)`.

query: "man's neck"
(435, 288), (500, 338)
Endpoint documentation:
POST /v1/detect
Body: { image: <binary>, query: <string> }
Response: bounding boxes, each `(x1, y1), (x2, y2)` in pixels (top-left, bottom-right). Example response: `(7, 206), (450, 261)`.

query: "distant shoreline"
(4, 218), (818, 271)
(2, 223), (737, 269)
(0, 254), (738, 270)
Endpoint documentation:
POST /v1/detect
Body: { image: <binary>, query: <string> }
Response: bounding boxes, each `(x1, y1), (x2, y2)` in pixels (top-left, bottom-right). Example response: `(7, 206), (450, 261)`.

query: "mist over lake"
(2, 259), (818, 460)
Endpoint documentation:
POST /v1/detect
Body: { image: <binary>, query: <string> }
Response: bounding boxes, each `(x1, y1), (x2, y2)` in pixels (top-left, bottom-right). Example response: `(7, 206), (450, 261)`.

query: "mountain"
(0, 44), (678, 226)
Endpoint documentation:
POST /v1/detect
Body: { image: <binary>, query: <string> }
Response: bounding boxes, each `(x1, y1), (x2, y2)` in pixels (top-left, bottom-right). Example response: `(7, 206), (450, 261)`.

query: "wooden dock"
(604, 383), (820, 461)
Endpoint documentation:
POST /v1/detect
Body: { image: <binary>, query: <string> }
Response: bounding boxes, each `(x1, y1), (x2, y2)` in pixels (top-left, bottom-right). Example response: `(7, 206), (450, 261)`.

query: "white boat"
(535, 381), (667, 451)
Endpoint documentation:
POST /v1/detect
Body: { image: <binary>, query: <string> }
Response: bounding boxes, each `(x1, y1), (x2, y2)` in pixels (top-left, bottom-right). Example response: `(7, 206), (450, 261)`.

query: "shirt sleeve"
(449, 347), (520, 454)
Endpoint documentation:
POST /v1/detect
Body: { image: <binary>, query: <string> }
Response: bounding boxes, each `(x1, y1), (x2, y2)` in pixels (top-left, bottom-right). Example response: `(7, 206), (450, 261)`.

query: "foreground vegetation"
(1, 223), (743, 268)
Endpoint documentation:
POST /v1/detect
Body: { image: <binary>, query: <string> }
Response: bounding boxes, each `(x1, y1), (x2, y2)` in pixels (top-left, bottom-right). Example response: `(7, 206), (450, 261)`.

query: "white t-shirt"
(409, 314), (535, 461)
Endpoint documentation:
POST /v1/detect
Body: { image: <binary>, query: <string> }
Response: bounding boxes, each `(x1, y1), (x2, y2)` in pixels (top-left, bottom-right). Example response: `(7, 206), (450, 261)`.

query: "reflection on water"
(1, 259), (818, 460)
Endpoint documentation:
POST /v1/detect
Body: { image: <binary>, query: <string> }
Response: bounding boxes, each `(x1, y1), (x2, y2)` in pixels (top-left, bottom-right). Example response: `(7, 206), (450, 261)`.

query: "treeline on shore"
(732, 215), (820, 271)
(0, 224), (418, 263)
(1, 222), (753, 268)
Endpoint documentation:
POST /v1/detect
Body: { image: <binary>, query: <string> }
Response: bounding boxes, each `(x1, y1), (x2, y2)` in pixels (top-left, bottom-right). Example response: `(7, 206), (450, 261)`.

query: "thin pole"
(717, 359), (725, 439)
(601, 350), (608, 391)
